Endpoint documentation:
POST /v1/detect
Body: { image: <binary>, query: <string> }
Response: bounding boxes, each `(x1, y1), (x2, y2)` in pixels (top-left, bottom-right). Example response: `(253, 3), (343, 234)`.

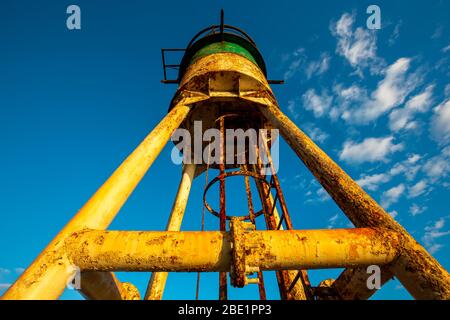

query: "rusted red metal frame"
(243, 163), (267, 300)
(255, 140), (314, 299)
(203, 170), (267, 220)
(218, 116), (227, 300)
(259, 137), (294, 231)
(251, 144), (291, 299)
(253, 168), (291, 299)
(160, 48), (185, 83)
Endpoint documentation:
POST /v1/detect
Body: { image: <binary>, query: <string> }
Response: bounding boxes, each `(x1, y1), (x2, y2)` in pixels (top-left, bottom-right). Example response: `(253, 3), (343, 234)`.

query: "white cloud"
(435, 55), (450, 77)
(302, 89), (333, 118)
(428, 244), (444, 255)
(430, 99), (450, 145)
(303, 124), (329, 144)
(432, 26), (443, 40)
(287, 99), (299, 119)
(442, 44), (450, 53)
(345, 150), (442, 211)
(283, 48), (306, 80)
(422, 218), (450, 254)
(390, 153), (422, 181)
(389, 210), (399, 218)
(327, 213), (339, 229)
(327, 58), (422, 124)
(329, 213), (338, 222)
(335, 83), (367, 103)
(283, 49), (331, 81)
(333, 84), (369, 121)
(0, 267), (24, 282)
(0, 268), (11, 276)
(407, 154), (421, 163)
(0, 283), (11, 290)
(331, 12), (382, 75)
(305, 52), (331, 79)
(409, 203), (427, 216)
(423, 158), (448, 179)
(304, 179), (332, 203)
(356, 173), (390, 191)
(309, 128), (329, 143)
(337, 84), (367, 101)
(381, 183), (405, 208)
(445, 84), (450, 97)
(389, 85), (434, 132)
(354, 153), (425, 197)
(317, 187), (331, 202)
(290, 174), (308, 192)
(408, 179), (428, 198)
(388, 21), (402, 46)
(423, 147), (450, 182)
(339, 136), (403, 164)
(14, 268), (25, 274)
(344, 58), (420, 124)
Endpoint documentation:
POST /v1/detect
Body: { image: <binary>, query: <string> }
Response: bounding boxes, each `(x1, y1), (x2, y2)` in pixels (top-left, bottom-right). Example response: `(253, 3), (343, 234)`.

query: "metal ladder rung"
(287, 271), (302, 292)
(264, 176), (275, 198)
(276, 214), (285, 230)
(269, 193), (279, 216)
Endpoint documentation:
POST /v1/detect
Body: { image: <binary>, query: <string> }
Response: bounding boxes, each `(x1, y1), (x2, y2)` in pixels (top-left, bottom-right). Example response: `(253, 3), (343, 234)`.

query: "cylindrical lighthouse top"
(166, 11), (279, 169)
(177, 23), (267, 82)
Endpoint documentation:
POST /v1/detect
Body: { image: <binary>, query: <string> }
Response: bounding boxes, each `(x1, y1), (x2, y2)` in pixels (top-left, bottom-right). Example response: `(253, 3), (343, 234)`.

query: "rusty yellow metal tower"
(2, 11), (450, 300)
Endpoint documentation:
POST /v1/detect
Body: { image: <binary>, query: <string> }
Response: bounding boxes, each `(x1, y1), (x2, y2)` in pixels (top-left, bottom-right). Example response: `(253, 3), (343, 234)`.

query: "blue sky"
(0, 0), (449, 300)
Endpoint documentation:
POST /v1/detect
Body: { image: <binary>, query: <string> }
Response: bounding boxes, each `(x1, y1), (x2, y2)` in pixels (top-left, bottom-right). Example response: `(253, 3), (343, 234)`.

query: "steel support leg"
(1, 103), (192, 300)
(259, 102), (450, 299)
(144, 163), (196, 300)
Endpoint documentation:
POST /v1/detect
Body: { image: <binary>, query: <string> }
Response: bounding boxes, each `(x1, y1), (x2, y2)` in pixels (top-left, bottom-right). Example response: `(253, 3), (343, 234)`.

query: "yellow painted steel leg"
(1, 103), (192, 300)
(259, 102), (450, 299)
(329, 267), (394, 300)
(144, 163), (196, 300)
(66, 228), (401, 272)
(79, 272), (140, 300)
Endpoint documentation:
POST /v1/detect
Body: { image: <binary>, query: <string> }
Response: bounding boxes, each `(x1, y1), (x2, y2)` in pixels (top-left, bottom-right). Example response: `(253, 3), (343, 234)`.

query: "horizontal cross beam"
(65, 228), (401, 273)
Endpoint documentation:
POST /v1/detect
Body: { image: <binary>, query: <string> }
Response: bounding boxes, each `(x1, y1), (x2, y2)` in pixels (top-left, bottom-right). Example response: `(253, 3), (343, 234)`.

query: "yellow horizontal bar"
(66, 228), (401, 272)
